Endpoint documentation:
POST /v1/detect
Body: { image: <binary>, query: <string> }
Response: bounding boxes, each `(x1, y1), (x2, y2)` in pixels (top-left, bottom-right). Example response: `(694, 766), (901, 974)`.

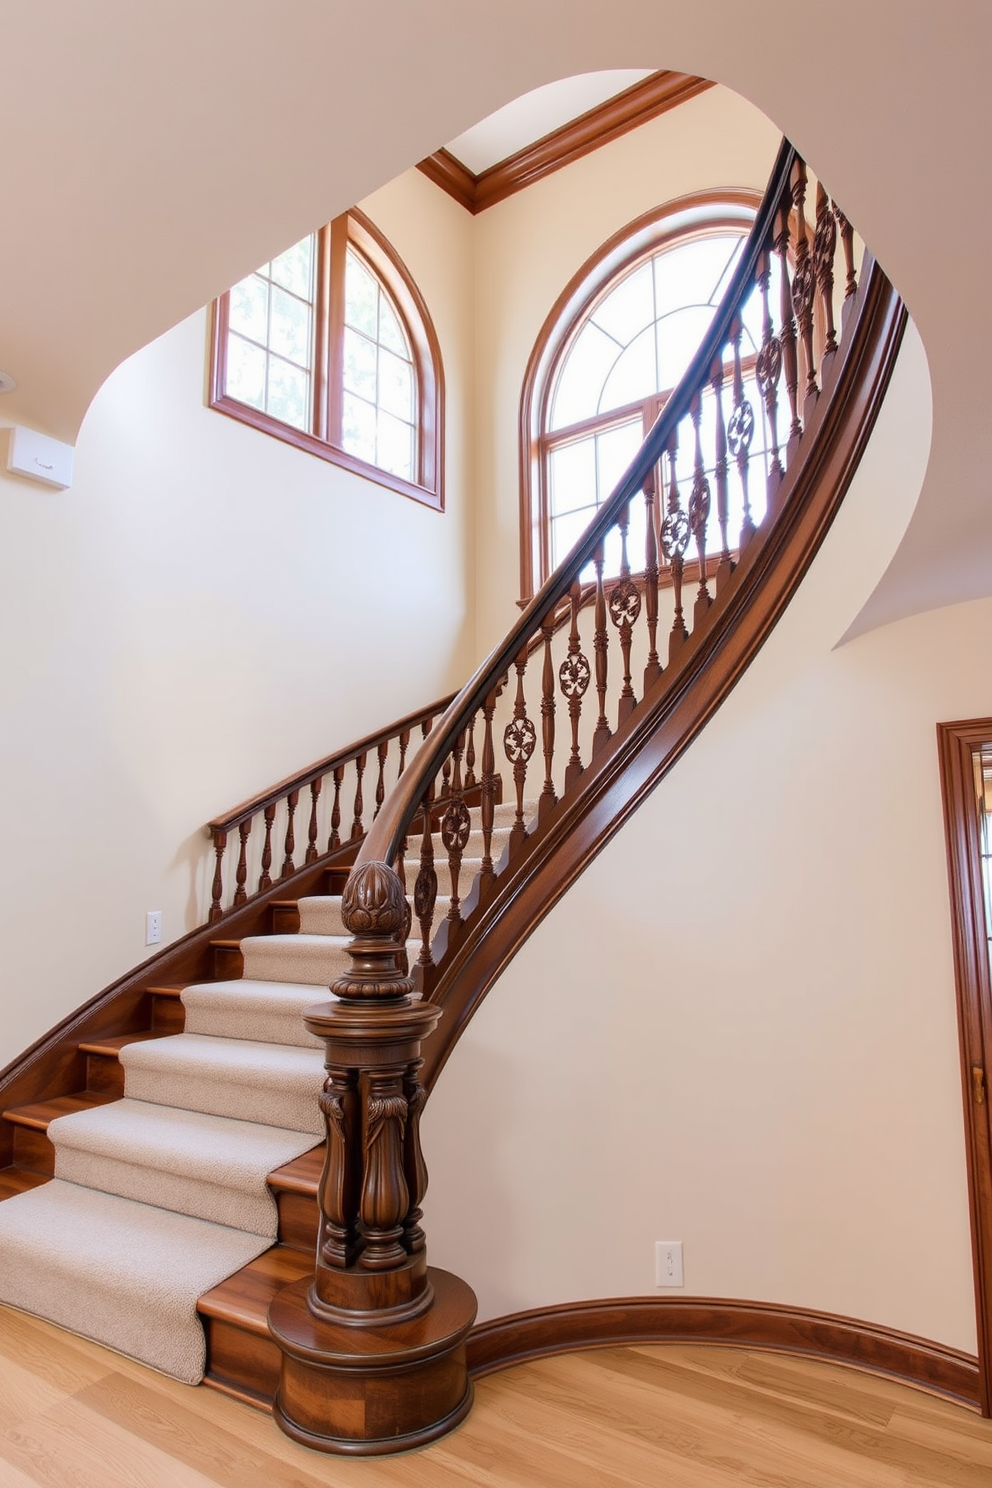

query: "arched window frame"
(210, 207), (444, 511)
(519, 190), (763, 602)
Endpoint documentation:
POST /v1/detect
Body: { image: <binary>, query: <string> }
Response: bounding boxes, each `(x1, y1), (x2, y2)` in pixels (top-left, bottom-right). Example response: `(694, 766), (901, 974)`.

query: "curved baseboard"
(467, 1296), (981, 1410)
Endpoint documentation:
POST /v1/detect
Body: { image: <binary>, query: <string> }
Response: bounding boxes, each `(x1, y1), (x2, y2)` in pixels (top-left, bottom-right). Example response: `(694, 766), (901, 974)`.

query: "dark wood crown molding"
(417, 71), (714, 215)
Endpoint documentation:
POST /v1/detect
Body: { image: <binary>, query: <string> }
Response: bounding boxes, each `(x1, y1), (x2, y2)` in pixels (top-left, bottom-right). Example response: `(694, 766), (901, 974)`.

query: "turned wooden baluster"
(398, 727), (411, 778)
(281, 789), (299, 878)
(306, 778), (322, 864)
(559, 582), (591, 790)
(791, 158), (818, 407)
(813, 182), (839, 362)
(328, 765), (344, 852)
(710, 354), (733, 586)
(642, 472), (662, 690)
(775, 200), (801, 446)
(661, 427), (690, 660)
(539, 618), (557, 816)
(259, 805), (276, 892)
(477, 687), (499, 896)
(413, 775), (438, 970)
(209, 829), (227, 922)
(835, 206), (857, 304)
(609, 501), (641, 726)
(688, 391), (712, 626)
(374, 741), (389, 819)
(351, 754), (366, 840)
(464, 715), (477, 789)
(592, 542), (612, 756)
(441, 733), (470, 928)
(440, 752), (452, 802)
(728, 316), (756, 548)
(234, 819), (251, 907)
(504, 645), (537, 856)
(754, 245), (784, 500)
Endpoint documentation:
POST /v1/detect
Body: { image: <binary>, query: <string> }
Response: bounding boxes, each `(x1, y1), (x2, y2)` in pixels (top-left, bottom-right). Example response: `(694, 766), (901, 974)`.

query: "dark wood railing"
(204, 695), (454, 921)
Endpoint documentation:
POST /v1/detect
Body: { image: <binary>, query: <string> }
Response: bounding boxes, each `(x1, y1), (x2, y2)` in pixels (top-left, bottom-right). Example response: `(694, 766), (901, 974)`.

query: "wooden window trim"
(209, 208), (444, 512)
(518, 190), (762, 603)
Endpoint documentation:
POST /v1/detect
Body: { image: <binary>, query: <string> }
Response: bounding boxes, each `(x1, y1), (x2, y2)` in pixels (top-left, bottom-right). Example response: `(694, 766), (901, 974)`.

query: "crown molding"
(417, 70), (714, 215)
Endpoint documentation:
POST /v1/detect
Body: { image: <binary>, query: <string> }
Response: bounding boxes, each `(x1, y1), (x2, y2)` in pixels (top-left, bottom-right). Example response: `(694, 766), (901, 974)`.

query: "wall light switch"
(6, 425), (74, 489)
(655, 1240), (684, 1287)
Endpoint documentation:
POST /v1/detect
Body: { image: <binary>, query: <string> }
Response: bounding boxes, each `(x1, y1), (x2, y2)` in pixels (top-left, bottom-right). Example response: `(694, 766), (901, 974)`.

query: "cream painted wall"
(423, 323), (983, 1355)
(0, 171), (475, 1068)
(471, 85), (780, 654)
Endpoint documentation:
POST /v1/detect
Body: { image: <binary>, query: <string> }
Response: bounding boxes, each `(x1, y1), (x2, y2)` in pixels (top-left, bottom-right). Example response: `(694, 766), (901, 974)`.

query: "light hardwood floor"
(0, 1304), (989, 1487)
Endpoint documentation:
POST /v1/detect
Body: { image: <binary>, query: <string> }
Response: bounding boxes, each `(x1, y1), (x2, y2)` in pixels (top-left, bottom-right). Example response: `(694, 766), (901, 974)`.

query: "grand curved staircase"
(0, 139), (912, 1450)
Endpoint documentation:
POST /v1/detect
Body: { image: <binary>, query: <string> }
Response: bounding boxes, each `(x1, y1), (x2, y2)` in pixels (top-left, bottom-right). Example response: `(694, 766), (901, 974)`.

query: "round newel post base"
(268, 1268), (477, 1456)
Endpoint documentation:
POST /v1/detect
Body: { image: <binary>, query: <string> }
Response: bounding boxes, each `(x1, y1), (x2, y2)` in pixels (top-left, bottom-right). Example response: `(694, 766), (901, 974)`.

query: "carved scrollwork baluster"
(306, 778), (321, 864)
(608, 501), (641, 726)
(402, 1060), (428, 1255)
(813, 182), (839, 363)
(259, 805), (275, 892)
(559, 582), (591, 790)
(643, 472), (662, 690)
(791, 157), (818, 408)
(688, 391), (712, 625)
(835, 206), (857, 305)
(592, 542), (611, 756)
(755, 245), (784, 502)
(728, 316), (755, 549)
(281, 789), (298, 878)
(504, 646), (536, 856)
(317, 1065), (360, 1268)
(775, 201), (801, 448)
(359, 1071), (410, 1270)
(351, 754), (366, 840)
(441, 734), (471, 928)
(710, 354), (733, 589)
(234, 819), (251, 907)
(209, 829), (227, 922)
(328, 765), (343, 852)
(539, 619), (558, 816)
(414, 776), (438, 970)
(479, 687), (499, 895)
(661, 427), (690, 661)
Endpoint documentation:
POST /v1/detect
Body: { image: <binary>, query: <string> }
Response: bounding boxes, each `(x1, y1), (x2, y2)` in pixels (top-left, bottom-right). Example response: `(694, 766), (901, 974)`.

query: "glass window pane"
(229, 274), (268, 344)
(378, 294), (409, 356)
(378, 348), (413, 421)
(590, 261), (654, 347)
(709, 236), (745, 306)
(269, 235), (314, 300)
(596, 419), (642, 501)
(550, 505), (598, 569)
(657, 305), (716, 391)
(342, 391), (377, 464)
(343, 327), (377, 400)
(345, 250), (378, 337)
(549, 437), (597, 518)
(266, 357), (309, 430)
(551, 322), (623, 431)
(269, 285), (311, 367)
(599, 326), (657, 413)
(377, 409), (414, 480)
(225, 334), (266, 409)
(654, 235), (741, 320)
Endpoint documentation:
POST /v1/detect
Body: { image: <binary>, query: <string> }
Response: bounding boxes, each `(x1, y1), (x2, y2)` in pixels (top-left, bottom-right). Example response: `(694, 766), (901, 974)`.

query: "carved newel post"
(268, 861), (477, 1454)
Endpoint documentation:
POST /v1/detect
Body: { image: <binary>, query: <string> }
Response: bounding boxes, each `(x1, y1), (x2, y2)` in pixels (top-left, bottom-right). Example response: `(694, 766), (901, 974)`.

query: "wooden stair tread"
(2, 1091), (116, 1130)
(197, 1246), (313, 1333)
(0, 1166), (51, 1200)
(77, 1031), (165, 1057)
(267, 1144), (323, 1193)
(146, 984), (187, 998)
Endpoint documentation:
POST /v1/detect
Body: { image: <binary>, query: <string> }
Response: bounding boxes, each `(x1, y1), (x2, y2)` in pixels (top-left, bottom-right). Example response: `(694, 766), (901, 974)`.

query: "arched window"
(519, 191), (776, 599)
(210, 209), (443, 510)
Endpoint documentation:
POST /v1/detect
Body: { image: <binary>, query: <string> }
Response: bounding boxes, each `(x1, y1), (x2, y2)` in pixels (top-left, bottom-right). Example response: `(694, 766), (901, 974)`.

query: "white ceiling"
(444, 69), (654, 175)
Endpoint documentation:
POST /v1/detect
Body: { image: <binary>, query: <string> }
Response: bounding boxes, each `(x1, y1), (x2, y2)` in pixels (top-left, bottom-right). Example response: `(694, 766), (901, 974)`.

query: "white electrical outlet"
(655, 1240), (684, 1288)
(145, 910), (162, 946)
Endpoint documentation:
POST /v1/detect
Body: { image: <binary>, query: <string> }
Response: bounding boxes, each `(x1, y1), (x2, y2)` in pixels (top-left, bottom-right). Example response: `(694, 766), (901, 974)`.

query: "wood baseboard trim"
(466, 1296), (981, 1410)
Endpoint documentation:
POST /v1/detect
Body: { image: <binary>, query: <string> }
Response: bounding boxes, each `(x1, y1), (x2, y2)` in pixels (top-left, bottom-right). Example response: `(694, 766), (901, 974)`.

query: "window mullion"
(326, 214), (350, 446)
(312, 226), (334, 442)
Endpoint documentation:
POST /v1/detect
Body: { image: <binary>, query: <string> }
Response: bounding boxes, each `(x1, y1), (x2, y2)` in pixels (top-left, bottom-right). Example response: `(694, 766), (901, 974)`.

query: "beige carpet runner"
(0, 804), (518, 1383)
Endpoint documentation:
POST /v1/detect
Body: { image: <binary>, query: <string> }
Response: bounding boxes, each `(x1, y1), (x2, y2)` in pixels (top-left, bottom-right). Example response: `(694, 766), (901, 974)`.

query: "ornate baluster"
(234, 819), (251, 907)
(478, 687), (499, 897)
(813, 182), (839, 363)
(306, 778), (322, 864)
(316, 1064), (360, 1269)
(209, 829), (227, 923)
(710, 354), (733, 588)
(414, 776), (437, 970)
(835, 206), (857, 304)
(609, 501), (641, 726)
(661, 427), (690, 661)
(402, 1058), (428, 1255)
(351, 754), (366, 840)
(642, 473), (661, 690)
(791, 157), (818, 408)
(729, 317), (756, 548)
(504, 645), (537, 856)
(259, 804), (275, 892)
(398, 727), (411, 777)
(775, 201), (801, 447)
(592, 542), (611, 757)
(328, 765), (343, 852)
(755, 244), (785, 501)
(374, 741), (389, 819)
(688, 391), (712, 625)
(539, 618), (558, 816)
(281, 789), (298, 878)
(440, 752), (452, 802)
(559, 582), (591, 790)
(441, 734), (470, 929)
(464, 714), (477, 789)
